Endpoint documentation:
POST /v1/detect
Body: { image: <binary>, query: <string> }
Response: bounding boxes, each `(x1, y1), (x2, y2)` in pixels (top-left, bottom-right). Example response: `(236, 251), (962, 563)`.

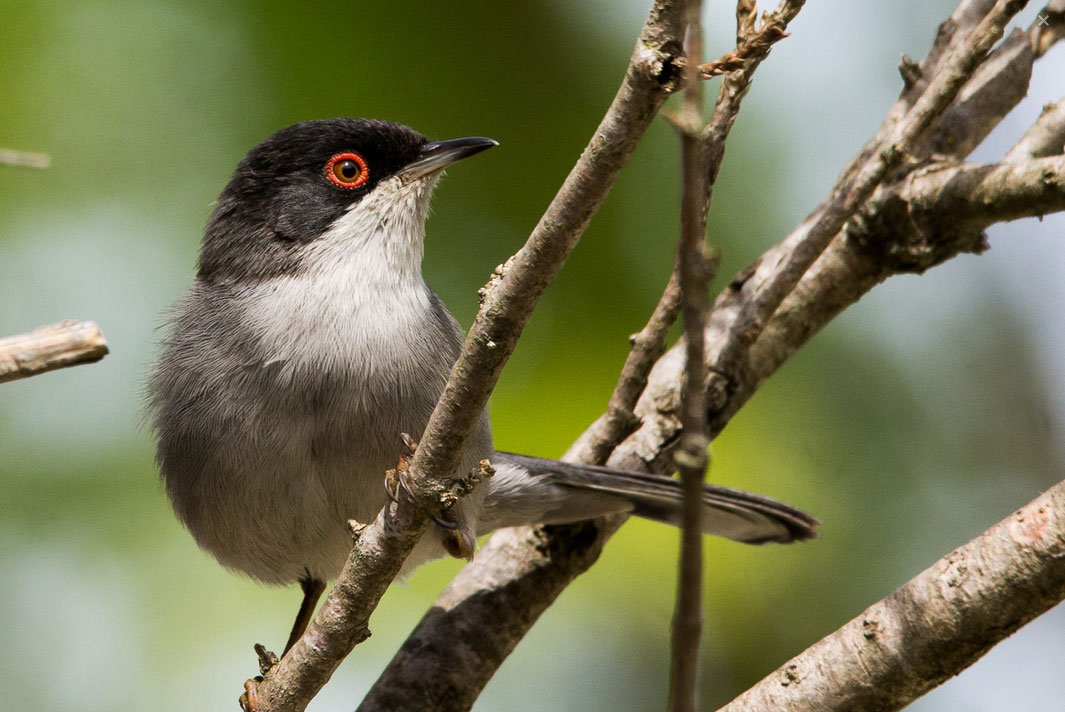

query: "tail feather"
(491, 452), (818, 544)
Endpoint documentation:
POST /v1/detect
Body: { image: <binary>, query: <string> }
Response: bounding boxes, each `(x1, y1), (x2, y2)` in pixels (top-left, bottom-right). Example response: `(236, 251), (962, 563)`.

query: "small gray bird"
(149, 118), (817, 653)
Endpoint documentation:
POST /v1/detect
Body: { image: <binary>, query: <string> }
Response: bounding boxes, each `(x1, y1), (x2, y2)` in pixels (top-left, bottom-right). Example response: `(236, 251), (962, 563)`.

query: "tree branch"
(1005, 97), (1065, 162)
(912, 28), (1033, 160)
(0, 321), (108, 383)
(1030, 1), (1065, 57)
(667, 3), (709, 709)
(352, 1), (1061, 710)
(715, 479), (1065, 712)
(713, 156), (1064, 439)
(847, 155), (1065, 263)
(695, 10), (790, 80)
(360, 3), (805, 709)
(704, 0), (1029, 414)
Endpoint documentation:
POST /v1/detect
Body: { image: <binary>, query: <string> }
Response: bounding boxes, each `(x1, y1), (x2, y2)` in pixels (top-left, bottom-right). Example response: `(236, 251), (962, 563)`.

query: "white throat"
(236, 174), (442, 376)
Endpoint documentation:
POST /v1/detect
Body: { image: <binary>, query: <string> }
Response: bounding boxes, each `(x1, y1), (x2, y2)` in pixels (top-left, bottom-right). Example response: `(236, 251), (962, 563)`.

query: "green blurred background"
(2, 1), (1063, 710)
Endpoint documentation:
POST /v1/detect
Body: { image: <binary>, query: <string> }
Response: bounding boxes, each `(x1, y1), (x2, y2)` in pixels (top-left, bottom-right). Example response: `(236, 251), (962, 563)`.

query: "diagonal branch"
(848, 155), (1065, 255)
(581, 268), (683, 465)
(715, 478), (1065, 712)
(360, 2), (807, 710)
(1005, 97), (1065, 162)
(354, 2), (1059, 711)
(704, 0), (1030, 419)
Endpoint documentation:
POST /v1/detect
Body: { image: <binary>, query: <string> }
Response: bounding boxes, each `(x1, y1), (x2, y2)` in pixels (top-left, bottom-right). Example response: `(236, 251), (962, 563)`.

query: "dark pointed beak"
(399, 137), (498, 184)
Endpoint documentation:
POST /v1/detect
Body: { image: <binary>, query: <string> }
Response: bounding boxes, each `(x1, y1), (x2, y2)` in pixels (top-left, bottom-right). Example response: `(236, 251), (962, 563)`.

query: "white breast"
(236, 174), (441, 389)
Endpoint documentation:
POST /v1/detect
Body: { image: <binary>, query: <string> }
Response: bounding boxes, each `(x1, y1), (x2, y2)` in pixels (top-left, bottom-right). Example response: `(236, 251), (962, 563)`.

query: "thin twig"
(667, 3), (710, 709)
(1004, 98), (1065, 161)
(0, 148), (51, 169)
(715, 479), (1065, 712)
(704, 0), (1029, 421)
(0, 321), (108, 383)
(701, 1), (807, 189)
(696, 19), (789, 79)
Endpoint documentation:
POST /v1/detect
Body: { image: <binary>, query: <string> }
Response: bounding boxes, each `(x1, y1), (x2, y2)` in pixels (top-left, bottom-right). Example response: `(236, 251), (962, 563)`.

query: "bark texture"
(0, 321), (108, 383)
(716, 480), (1065, 712)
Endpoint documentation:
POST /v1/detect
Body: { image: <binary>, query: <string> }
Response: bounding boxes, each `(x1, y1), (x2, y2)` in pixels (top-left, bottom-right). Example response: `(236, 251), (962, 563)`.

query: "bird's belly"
(163, 368), (490, 585)
(158, 277), (490, 584)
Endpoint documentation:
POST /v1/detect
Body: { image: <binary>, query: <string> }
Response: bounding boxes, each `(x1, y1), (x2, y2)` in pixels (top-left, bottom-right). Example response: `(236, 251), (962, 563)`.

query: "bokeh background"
(2, 1), (1063, 710)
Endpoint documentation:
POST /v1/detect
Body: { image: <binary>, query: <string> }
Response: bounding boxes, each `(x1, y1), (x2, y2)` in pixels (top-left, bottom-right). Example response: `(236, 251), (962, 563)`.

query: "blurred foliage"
(1, 1), (1062, 710)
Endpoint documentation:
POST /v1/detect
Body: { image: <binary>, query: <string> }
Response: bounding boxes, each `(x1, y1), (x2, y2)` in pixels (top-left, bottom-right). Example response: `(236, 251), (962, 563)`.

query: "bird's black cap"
(198, 118), (496, 282)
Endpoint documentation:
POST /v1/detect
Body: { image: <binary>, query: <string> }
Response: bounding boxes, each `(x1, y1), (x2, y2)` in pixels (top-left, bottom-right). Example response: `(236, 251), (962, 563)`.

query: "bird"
(148, 118), (817, 654)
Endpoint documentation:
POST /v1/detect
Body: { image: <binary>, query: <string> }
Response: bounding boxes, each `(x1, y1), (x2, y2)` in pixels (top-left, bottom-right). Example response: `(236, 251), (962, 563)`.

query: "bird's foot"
(238, 644), (279, 711)
(384, 434), (459, 531)
(254, 643), (279, 675)
(239, 677), (263, 712)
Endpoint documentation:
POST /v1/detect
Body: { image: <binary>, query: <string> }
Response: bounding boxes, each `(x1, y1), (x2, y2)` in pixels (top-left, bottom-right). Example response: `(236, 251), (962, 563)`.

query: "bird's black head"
(197, 118), (496, 282)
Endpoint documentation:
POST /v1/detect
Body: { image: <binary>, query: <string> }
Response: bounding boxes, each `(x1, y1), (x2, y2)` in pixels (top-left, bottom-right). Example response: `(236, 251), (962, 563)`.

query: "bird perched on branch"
(149, 118), (817, 654)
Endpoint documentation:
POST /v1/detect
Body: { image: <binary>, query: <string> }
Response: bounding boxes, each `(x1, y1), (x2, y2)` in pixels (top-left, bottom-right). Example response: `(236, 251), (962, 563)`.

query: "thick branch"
(712, 158), (1064, 437)
(0, 321), (108, 383)
(912, 28), (1033, 160)
(847, 155), (1065, 266)
(355, 3), (804, 708)
(402, 0), (686, 507)
(715, 479), (1065, 712)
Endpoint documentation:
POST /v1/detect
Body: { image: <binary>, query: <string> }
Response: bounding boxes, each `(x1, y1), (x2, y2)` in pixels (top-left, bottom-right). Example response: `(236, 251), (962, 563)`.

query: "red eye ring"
(325, 152), (369, 189)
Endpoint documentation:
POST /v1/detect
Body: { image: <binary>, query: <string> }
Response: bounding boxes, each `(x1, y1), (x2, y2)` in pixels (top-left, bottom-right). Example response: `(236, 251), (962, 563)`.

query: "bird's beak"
(399, 137), (498, 184)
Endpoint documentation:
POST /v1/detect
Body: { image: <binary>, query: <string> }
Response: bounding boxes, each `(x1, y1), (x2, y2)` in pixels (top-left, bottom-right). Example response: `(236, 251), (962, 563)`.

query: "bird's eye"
(325, 152), (369, 189)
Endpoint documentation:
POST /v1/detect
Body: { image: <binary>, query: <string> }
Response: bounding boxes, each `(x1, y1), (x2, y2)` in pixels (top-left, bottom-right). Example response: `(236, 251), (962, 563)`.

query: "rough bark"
(715, 480), (1065, 712)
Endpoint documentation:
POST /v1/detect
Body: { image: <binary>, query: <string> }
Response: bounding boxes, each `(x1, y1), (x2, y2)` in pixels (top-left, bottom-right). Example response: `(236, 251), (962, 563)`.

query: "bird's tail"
(482, 451), (818, 544)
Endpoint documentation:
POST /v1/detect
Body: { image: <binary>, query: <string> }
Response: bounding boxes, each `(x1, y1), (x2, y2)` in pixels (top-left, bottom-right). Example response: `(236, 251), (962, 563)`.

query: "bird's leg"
(284, 576), (326, 654)
(239, 578), (324, 711)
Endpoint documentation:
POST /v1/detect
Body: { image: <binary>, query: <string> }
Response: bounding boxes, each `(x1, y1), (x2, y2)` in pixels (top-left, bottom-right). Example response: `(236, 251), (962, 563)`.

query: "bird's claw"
(239, 676), (263, 712)
(254, 643), (279, 675)
(238, 644), (278, 711)
(384, 436), (460, 531)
